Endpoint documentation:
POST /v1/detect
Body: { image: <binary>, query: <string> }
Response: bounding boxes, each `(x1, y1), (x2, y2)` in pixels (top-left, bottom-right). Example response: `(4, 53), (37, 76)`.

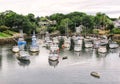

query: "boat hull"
(12, 46), (19, 53)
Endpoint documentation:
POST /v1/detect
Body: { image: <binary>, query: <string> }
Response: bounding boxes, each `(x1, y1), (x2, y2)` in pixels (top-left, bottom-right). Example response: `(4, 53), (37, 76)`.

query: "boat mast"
(66, 21), (69, 37)
(20, 29), (23, 38)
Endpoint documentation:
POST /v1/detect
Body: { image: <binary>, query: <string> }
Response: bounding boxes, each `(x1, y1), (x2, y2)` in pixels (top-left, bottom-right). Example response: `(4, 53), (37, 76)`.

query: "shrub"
(0, 25), (9, 32)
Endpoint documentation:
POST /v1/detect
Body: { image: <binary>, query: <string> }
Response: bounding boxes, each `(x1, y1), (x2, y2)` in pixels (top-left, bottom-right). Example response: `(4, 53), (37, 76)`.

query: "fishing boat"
(17, 30), (27, 51)
(98, 44), (107, 53)
(17, 37), (26, 51)
(12, 30), (25, 52)
(49, 43), (59, 61)
(53, 37), (59, 44)
(93, 38), (100, 49)
(64, 37), (71, 49)
(109, 41), (119, 49)
(44, 32), (52, 49)
(12, 46), (19, 53)
(30, 31), (39, 52)
(85, 41), (93, 48)
(17, 50), (30, 61)
(74, 36), (83, 52)
(50, 43), (59, 52)
(100, 39), (108, 45)
(49, 51), (59, 61)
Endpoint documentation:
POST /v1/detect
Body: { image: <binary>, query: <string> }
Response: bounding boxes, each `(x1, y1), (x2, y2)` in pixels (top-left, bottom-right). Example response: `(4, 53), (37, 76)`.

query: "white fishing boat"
(74, 44), (82, 52)
(53, 37), (59, 44)
(64, 37), (71, 49)
(30, 32), (39, 52)
(12, 46), (19, 53)
(98, 45), (107, 53)
(109, 41), (119, 49)
(74, 36), (83, 52)
(100, 39), (108, 45)
(49, 51), (59, 61)
(85, 41), (93, 48)
(50, 43), (59, 52)
(44, 34), (52, 49)
(49, 43), (59, 61)
(93, 39), (100, 49)
(74, 39), (82, 51)
(17, 50), (30, 61)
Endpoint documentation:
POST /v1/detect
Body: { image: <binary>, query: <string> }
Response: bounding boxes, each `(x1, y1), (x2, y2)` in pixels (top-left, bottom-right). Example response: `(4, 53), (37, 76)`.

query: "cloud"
(0, 0), (120, 18)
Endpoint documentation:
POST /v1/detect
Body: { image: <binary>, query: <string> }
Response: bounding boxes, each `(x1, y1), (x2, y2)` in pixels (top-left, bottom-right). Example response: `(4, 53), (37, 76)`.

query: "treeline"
(0, 10), (40, 34)
(0, 10), (120, 35)
(47, 12), (117, 34)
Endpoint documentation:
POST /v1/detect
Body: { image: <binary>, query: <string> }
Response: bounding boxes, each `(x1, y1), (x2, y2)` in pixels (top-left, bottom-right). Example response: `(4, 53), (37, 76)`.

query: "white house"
(75, 25), (83, 33)
(113, 19), (120, 28)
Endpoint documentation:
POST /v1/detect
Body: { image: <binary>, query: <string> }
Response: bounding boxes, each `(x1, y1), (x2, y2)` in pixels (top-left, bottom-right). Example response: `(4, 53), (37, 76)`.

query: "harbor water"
(0, 44), (120, 84)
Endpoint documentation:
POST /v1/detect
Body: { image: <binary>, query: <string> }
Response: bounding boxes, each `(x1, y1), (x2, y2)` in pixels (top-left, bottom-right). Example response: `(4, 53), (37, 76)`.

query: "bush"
(93, 29), (99, 34)
(0, 25), (9, 32)
(112, 28), (120, 34)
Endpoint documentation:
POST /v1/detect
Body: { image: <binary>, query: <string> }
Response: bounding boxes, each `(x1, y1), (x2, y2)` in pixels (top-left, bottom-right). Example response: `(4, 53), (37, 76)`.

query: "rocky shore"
(0, 33), (20, 45)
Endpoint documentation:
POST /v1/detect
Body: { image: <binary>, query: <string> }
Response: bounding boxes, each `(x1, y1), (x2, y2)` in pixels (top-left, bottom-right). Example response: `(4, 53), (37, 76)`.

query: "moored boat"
(98, 44), (107, 53)
(85, 41), (93, 48)
(74, 36), (83, 52)
(109, 41), (119, 49)
(49, 44), (59, 61)
(30, 31), (39, 52)
(17, 50), (30, 61)
(49, 52), (59, 61)
(12, 46), (19, 53)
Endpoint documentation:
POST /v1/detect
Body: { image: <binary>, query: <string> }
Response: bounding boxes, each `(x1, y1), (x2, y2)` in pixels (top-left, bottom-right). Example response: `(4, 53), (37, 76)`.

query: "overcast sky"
(0, 0), (120, 18)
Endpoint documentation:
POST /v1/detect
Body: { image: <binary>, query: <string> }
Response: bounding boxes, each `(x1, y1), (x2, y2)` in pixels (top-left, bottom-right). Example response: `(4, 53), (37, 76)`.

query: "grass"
(3, 30), (17, 35)
(0, 30), (17, 38)
(0, 32), (12, 38)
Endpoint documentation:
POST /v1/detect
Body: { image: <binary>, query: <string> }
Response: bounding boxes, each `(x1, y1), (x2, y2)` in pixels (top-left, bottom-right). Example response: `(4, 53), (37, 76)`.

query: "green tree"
(112, 28), (120, 34)
(82, 15), (94, 33)
(58, 18), (72, 35)
(0, 12), (5, 26)
(49, 13), (65, 25)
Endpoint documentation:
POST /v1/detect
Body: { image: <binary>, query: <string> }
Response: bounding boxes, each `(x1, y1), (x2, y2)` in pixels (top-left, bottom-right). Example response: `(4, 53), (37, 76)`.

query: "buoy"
(90, 72), (100, 78)
(62, 44), (65, 49)
(62, 56), (68, 60)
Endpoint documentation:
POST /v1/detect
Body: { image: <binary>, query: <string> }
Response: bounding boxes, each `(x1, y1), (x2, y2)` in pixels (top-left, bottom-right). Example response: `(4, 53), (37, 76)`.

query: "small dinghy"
(90, 72), (100, 78)
(62, 56), (68, 60)
(17, 51), (30, 61)
(12, 46), (19, 53)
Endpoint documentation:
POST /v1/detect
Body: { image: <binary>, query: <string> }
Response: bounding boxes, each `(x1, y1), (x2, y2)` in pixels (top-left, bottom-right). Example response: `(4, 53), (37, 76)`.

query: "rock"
(90, 71), (100, 78)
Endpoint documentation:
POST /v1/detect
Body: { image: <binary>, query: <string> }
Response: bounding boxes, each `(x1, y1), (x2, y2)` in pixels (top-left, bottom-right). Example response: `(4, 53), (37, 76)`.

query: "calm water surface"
(0, 44), (120, 84)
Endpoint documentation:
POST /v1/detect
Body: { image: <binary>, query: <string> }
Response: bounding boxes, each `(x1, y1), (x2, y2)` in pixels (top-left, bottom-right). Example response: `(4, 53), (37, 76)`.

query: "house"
(113, 19), (120, 28)
(75, 25), (83, 33)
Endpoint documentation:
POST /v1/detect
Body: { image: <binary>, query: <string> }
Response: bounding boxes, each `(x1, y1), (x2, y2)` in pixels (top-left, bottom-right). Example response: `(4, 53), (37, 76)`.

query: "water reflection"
(17, 60), (30, 67)
(0, 46), (2, 70)
(0, 55), (2, 70)
(48, 59), (59, 68)
(13, 52), (31, 67)
(95, 50), (108, 58)
(109, 48), (118, 53)
(0, 44), (120, 84)
(29, 52), (39, 56)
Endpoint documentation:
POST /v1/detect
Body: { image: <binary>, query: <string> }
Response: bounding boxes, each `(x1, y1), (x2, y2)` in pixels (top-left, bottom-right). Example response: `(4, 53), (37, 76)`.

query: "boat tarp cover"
(18, 41), (26, 47)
